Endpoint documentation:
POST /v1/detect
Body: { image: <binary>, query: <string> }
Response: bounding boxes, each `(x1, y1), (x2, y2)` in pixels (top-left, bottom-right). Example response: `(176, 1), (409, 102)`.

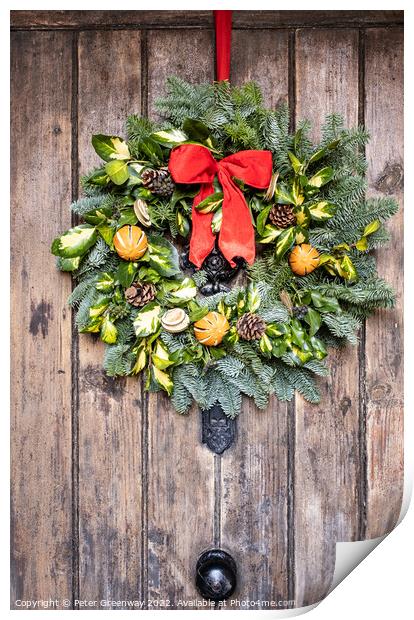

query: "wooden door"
(11, 10), (403, 610)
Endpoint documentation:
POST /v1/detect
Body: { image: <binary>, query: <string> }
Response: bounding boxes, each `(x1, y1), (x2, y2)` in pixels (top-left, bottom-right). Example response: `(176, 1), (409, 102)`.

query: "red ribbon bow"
(168, 145), (273, 268)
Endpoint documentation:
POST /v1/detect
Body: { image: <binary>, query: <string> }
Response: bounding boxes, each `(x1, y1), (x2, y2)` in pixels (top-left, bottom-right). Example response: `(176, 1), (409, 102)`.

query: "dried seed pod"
(133, 199), (151, 228)
(161, 308), (190, 333)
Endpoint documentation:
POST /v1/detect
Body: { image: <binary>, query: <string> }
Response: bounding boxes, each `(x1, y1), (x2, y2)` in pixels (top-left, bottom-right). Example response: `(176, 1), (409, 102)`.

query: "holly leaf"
(340, 255), (358, 282)
(304, 307), (322, 336)
(295, 227), (309, 245)
(51, 224), (98, 258)
(308, 147), (328, 165)
(182, 118), (211, 143)
(259, 224), (282, 244)
(275, 182), (295, 204)
(131, 345), (147, 375)
(363, 220), (381, 237)
(310, 336), (328, 360)
(308, 167), (334, 188)
(195, 192), (223, 214)
(89, 296), (110, 318)
(310, 292), (341, 313)
(246, 283), (261, 313)
(57, 256), (81, 272)
(275, 227), (295, 258)
(148, 235), (180, 277)
(308, 201), (337, 221)
(79, 316), (103, 333)
(83, 206), (112, 225)
(95, 272), (115, 292)
(150, 128), (188, 147)
(294, 205), (311, 227)
(152, 341), (174, 370)
(133, 303), (161, 337)
(138, 138), (163, 166)
(259, 333), (273, 355)
(100, 317), (118, 344)
(86, 168), (110, 187)
(168, 278), (197, 304)
(355, 237), (368, 251)
(292, 178), (304, 206)
(92, 135), (130, 162)
(118, 207), (138, 227)
(256, 205), (272, 236)
(116, 261), (137, 288)
(105, 160), (129, 185)
(288, 151), (303, 175)
(152, 366), (174, 395)
(211, 208), (222, 233)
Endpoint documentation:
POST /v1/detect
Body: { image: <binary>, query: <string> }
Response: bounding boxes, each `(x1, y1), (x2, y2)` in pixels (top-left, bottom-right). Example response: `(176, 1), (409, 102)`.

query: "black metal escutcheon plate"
(201, 404), (236, 454)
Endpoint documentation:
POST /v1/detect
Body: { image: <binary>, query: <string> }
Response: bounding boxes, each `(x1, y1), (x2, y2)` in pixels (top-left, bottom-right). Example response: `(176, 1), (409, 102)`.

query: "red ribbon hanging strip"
(214, 10), (233, 81)
(168, 10), (273, 269)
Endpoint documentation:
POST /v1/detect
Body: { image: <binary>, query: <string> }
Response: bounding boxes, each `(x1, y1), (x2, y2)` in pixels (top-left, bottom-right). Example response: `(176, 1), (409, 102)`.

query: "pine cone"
(269, 204), (296, 228)
(141, 167), (175, 197)
(236, 312), (266, 341)
(125, 282), (156, 308)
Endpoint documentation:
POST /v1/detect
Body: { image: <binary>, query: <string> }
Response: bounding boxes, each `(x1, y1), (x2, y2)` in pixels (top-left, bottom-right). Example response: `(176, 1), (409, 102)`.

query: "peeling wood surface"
(11, 11), (403, 610)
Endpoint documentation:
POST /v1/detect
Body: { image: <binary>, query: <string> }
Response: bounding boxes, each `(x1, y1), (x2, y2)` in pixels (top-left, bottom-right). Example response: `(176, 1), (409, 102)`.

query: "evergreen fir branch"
(287, 367), (321, 404)
(303, 359), (330, 376)
(116, 318), (135, 344)
(205, 369), (242, 418)
(171, 363), (206, 413)
(322, 312), (360, 344)
(76, 238), (117, 278)
(103, 343), (133, 376)
(192, 270), (208, 288)
(68, 275), (97, 308)
(126, 115), (157, 141)
(71, 195), (105, 216)
(270, 363), (295, 401)
(75, 287), (101, 329)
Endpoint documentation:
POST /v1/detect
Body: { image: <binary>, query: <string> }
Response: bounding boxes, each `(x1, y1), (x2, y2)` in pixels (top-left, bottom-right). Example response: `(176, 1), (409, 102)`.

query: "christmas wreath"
(51, 77), (397, 417)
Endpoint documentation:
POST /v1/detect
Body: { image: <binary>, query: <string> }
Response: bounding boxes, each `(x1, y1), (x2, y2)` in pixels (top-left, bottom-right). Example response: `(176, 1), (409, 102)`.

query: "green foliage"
(51, 78), (398, 419)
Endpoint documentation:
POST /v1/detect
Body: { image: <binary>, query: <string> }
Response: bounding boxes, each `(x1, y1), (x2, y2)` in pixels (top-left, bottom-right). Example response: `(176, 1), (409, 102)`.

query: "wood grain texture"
(77, 30), (143, 607)
(231, 29), (289, 108)
(10, 31), (73, 608)
(145, 30), (215, 608)
(220, 30), (291, 610)
(11, 10), (403, 30)
(147, 28), (214, 118)
(294, 28), (361, 607)
(364, 28), (404, 538)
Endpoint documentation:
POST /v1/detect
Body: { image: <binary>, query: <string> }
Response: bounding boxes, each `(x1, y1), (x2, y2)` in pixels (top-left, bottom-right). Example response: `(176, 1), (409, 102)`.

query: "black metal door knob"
(195, 549), (237, 601)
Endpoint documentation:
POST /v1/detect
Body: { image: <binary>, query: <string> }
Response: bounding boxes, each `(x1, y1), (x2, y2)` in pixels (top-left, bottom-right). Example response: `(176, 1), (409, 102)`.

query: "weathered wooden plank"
(10, 31), (73, 608)
(231, 29), (289, 108)
(146, 30), (215, 608)
(220, 29), (291, 610)
(294, 28), (360, 606)
(147, 28), (214, 118)
(11, 10), (403, 30)
(77, 30), (143, 607)
(364, 28), (404, 538)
